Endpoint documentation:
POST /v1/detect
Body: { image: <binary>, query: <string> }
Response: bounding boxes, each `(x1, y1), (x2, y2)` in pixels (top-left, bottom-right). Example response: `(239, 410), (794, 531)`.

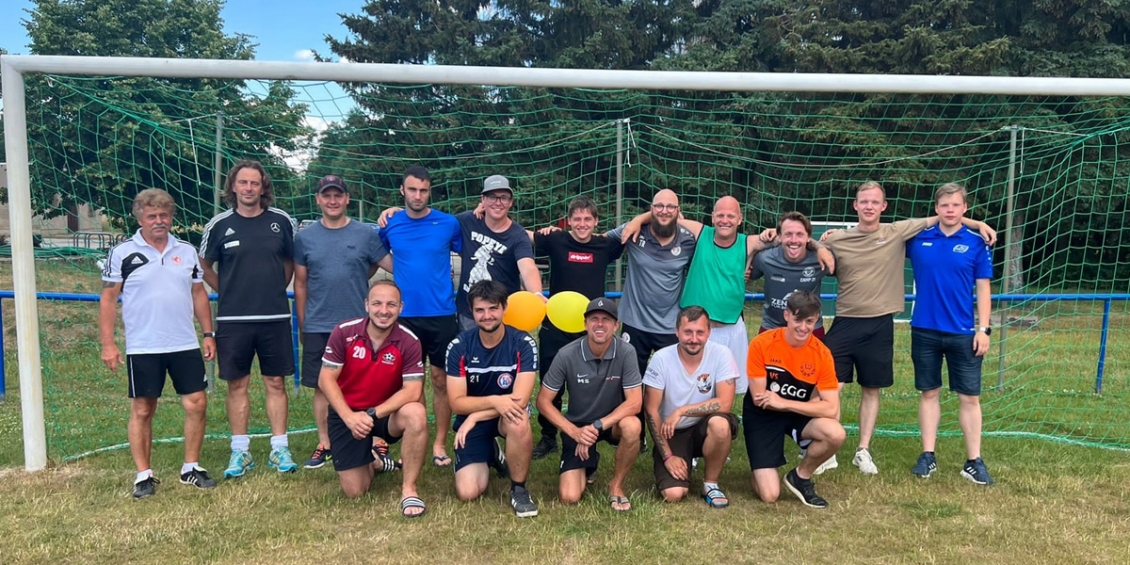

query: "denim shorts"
(910, 327), (984, 396)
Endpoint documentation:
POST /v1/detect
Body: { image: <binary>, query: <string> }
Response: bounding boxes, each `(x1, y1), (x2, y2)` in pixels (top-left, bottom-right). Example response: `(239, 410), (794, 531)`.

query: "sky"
(0, 0), (366, 122)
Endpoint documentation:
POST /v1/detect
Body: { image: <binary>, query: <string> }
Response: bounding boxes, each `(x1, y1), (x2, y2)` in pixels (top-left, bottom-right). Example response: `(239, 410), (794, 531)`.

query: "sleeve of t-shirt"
(402, 335), (425, 378)
(533, 231), (548, 256)
(621, 344), (642, 390)
(201, 221), (222, 263)
(892, 218), (931, 241)
(511, 224), (535, 261)
(189, 251), (204, 283)
(642, 351), (667, 390)
(605, 223), (626, 241)
(517, 332), (538, 372)
(378, 220), (392, 251)
(750, 251), (766, 281)
(445, 336), (466, 378)
(368, 227), (390, 264)
(541, 347), (568, 393)
(975, 240), (993, 280)
(449, 217), (463, 253)
(102, 245), (122, 283)
(713, 346), (739, 383)
(280, 213), (296, 259)
(746, 339), (767, 380)
(293, 233), (308, 267)
(603, 235), (626, 262)
(815, 345), (839, 391)
(322, 325), (347, 367)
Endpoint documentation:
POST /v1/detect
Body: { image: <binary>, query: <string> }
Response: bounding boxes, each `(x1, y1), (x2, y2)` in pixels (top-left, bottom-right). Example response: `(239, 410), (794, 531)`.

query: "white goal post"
(7, 55), (1130, 471)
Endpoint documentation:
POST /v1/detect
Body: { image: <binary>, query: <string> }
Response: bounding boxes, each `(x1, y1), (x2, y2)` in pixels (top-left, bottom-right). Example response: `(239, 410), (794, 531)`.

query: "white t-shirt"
(642, 341), (738, 430)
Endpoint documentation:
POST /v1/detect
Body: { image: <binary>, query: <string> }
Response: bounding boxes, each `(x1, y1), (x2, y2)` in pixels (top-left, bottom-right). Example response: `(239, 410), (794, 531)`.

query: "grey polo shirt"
(606, 222), (697, 333)
(542, 336), (642, 425)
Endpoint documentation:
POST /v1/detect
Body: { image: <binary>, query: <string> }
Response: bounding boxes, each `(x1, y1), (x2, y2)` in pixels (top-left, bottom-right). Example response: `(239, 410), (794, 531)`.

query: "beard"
(651, 217), (676, 239)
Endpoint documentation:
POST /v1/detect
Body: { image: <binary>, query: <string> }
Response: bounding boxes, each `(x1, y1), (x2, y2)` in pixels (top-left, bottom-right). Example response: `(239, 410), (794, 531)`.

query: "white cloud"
(294, 49), (315, 61)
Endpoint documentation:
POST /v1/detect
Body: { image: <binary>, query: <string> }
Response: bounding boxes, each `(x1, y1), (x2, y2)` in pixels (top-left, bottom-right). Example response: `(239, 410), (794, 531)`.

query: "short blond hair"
(132, 189), (176, 218)
(855, 181), (885, 199)
(934, 182), (967, 204)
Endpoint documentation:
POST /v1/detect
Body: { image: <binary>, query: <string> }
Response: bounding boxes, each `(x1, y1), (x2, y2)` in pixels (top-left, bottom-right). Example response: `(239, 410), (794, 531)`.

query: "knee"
(399, 402), (428, 431)
(341, 485), (366, 499)
(131, 401), (156, 420)
(707, 416), (731, 438)
(455, 484), (482, 502)
(660, 487), (688, 503)
(262, 378), (286, 394)
(431, 374), (447, 391)
(618, 417), (642, 438)
(922, 388), (941, 401)
(958, 393), (981, 407)
(227, 378), (249, 394)
(828, 423), (847, 447)
(751, 477), (779, 502)
(758, 490), (779, 503)
(559, 489), (582, 505)
(182, 393), (207, 415)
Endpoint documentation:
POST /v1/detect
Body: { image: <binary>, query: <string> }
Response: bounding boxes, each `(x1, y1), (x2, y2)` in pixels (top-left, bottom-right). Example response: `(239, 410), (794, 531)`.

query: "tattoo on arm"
(683, 402), (720, 417)
(645, 414), (670, 459)
(102, 281), (117, 288)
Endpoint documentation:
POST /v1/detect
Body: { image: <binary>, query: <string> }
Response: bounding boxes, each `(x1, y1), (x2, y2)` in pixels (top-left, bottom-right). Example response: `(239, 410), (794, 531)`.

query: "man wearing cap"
(294, 174), (393, 470)
(536, 297), (642, 511)
(200, 159), (299, 478)
(454, 174), (543, 330)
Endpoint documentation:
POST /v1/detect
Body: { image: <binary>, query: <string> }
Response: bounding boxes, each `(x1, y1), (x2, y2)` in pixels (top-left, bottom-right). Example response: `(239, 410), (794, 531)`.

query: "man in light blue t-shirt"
(295, 175), (391, 469)
(906, 182), (994, 485)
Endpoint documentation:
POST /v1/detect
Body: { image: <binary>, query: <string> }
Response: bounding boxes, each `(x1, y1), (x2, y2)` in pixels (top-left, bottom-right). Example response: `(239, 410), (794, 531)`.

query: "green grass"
(2, 260), (1130, 563)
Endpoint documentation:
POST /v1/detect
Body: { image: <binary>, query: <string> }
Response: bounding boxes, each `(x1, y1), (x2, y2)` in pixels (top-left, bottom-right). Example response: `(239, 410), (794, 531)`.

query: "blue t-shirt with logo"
(379, 209), (462, 317)
(907, 225), (993, 334)
(444, 325), (538, 429)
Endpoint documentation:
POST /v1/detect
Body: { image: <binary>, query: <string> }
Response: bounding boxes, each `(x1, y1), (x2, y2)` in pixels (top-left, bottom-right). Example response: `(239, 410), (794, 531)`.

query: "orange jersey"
(747, 328), (837, 402)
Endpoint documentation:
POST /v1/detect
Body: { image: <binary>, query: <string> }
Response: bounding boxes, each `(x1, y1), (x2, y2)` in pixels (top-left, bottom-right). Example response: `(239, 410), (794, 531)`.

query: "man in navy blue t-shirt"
(906, 182), (995, 485)
(445, 280), (540, 517)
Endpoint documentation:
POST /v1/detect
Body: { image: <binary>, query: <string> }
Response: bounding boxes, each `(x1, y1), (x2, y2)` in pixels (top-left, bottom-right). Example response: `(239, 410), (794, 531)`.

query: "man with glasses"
(455, 175), (543, 330)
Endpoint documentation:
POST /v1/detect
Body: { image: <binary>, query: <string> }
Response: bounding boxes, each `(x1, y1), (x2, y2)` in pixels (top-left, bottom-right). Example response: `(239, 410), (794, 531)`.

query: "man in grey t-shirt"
(294, 175), (392, 469)
(537, 297), (642, 512)
(751, 211), (829, 337)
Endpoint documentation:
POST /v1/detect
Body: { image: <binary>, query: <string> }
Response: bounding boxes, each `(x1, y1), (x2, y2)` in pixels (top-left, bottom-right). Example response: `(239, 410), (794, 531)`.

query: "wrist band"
(203, 332), (215, 338)
(662, 454), (673, 462)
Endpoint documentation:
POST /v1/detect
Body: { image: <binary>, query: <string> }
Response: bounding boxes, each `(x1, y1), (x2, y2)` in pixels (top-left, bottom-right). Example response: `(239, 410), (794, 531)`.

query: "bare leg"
(129, 397), (158, 472)
(454, 463), (490, 501)
(262, 376), (289, 437)
(919, 388), (941, 453)
(750, 468), (781, 503)
(180, 391), (207, 464)
(958, 393), (982, 460)
(501, 413), (533, 483)
(226, 376), (251, 436)
(431, 365), (451, 460)
(797, 419), (846, 479)
(610, 418), (641, 499)
(857, 386), (881, 450)
(558, 469), (587, 504)
(313, 388), (330, 448)
(701, 416), (733, 485)
(337, 465), (375, 499)
(390, 402), (429, 514)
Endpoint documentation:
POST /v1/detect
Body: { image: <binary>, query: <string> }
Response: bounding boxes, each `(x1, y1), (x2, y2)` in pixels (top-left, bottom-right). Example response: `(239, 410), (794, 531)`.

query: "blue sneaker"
(911, 452), (937, 478)
(961, 457), (994, 485)
(269, 447), (299, 473)
(223, 450), (255, 479)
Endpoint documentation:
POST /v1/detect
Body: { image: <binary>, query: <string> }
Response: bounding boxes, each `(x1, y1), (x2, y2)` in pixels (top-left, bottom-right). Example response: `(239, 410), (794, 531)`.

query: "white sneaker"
(852, 448), (879, 475)
(813, 453), (838, 476)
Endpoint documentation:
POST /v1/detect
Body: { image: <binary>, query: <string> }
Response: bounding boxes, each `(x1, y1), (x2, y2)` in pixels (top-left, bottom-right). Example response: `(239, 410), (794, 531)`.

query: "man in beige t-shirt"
(821, 182), (994, 476)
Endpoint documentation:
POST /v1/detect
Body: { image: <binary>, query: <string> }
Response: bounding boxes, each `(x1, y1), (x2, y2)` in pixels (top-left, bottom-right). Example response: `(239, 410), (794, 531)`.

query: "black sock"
(511, 480), (526, 490)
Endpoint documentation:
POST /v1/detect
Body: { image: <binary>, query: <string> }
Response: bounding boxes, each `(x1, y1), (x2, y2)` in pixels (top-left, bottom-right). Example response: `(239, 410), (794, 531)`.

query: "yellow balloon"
(546, 291), (589, 333)
(503, 291), (546, 332)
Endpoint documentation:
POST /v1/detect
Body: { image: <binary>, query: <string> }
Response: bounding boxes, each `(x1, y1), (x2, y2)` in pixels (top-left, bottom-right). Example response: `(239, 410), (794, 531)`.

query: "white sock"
(231, 435), (250, 453)
(703, 482), (720, 494)
(135, 469), (153, 484)
(270, 434), (289, 450)
(181, 462), (199, 475)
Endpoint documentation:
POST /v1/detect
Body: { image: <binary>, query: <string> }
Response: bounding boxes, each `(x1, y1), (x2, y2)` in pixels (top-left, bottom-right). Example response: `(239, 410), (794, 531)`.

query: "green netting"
(8, 75), (1130, 463)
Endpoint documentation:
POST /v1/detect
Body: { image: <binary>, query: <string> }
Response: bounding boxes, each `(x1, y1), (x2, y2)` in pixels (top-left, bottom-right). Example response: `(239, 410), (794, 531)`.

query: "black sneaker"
(133, 476), (160, 499)
(510, 485), (539, 518)
(488, 438), (510, 479)
(783, 468), (828, 509)
(532, 437), (557, 460)
(304, 445), (332, 469)
(180, 467), (217, 489)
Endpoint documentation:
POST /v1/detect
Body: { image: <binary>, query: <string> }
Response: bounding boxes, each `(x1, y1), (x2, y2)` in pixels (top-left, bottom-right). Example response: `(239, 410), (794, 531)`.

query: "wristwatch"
(592, 420), (604, 431)
(978, 326), (991, 336)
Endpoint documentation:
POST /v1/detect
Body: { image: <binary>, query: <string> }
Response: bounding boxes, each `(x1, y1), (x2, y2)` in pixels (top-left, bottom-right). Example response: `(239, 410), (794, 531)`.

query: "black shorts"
(823, 314), (895, 388)
(127, 349), (207, 399)
(651, 413), (739, 491)
(452, 417), (502, 472)
(300, 332), (331, 389)
(621, 323), (678, 378)
(742, 395), (814, 470)
(216, 320), (295, 381)
(328, 409), (401, 472)
(559, 427), (617, 473)
(399, 315), (459, 369)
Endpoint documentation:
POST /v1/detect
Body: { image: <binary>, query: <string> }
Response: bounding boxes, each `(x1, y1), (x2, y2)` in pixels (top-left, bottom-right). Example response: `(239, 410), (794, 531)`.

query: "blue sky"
(1, 0), (367, 121)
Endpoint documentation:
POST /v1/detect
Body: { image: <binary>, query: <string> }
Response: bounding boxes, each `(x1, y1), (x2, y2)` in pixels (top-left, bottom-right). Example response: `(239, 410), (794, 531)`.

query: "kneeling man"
(644, 306), (740, 508)
(319, 281), (429, 517)
(745, 291), (845, 509)
(537, 297), (642, 511)
(447, 280), (540, 517)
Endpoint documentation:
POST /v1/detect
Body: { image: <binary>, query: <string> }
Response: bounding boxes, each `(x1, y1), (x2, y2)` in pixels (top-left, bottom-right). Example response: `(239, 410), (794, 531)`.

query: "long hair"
(223, 159), (275, 209)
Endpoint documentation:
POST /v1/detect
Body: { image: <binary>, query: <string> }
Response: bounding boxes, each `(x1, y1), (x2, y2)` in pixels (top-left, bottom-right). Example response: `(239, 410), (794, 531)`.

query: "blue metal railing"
(0, 291), (1126, 400)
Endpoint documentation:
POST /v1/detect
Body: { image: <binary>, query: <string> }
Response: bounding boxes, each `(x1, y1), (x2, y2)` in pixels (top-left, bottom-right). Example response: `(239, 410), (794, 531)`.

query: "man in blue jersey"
(906, 183), (995, 485)
(379, 166), (463, 467)
(295, 175), (392, 469)
(200, 160), (299, 478)
(446, 280), (540, 517)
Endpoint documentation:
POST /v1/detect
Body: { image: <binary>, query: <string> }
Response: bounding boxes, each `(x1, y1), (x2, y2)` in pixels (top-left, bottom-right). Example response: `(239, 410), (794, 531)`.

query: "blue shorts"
(911, 327), (984, 396)
(452, 417), (502, 471)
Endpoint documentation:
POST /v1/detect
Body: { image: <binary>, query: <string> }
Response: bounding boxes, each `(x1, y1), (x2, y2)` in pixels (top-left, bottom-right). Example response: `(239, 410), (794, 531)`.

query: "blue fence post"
(1095, 299), (1112, 394)
(0, 297), (6, 402)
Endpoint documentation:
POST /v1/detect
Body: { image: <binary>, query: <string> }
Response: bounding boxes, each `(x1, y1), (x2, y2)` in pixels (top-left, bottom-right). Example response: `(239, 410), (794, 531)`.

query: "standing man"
(531, 195), (624, 460)
(745, 291), (845, 509)
(200, 159), (299, 478)
(643, 306), (740, 507)
(906, 183), (995, 485)
(378, 165), (464, 468)
(318, 281), (430, 515)
(446, 281), (540, 517)
(455, 175), (542, 330)
(751, 212), (830, 339)
(537, 297), (642, 511)
(821, 181), (995, 475)
(100, 189), (217, 498)
(294, 175), (392, 469)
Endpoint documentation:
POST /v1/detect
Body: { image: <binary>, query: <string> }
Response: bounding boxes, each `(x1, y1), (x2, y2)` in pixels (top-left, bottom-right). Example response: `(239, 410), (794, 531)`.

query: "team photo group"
(99, 158), (998, 519)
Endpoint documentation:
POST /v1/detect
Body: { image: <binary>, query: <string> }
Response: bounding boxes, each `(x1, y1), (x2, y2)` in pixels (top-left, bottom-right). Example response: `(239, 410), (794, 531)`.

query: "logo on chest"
(497, 373), (514, 389)
(381, 352), (397, 365)
(696, 373), (712, 393)
(568, 252), (594, 263)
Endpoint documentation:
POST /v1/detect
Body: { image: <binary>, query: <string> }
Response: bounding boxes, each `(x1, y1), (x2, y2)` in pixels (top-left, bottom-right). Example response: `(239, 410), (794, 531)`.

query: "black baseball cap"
(584, 297), (618, 320)
(316, 175), (348, 194)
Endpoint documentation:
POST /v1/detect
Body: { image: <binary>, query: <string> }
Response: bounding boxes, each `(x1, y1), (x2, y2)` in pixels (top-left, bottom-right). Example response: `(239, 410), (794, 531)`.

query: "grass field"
(1, 259), (1130, 564)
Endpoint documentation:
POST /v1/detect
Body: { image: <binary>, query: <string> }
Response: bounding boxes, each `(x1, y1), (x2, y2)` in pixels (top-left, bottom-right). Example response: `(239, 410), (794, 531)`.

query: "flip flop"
(609, 495), (631, 512)
(432, 454), (452, 467)
(371, 451), (402, 474)
(703, 487), (729, 509)
(400, 496), (426, 518)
